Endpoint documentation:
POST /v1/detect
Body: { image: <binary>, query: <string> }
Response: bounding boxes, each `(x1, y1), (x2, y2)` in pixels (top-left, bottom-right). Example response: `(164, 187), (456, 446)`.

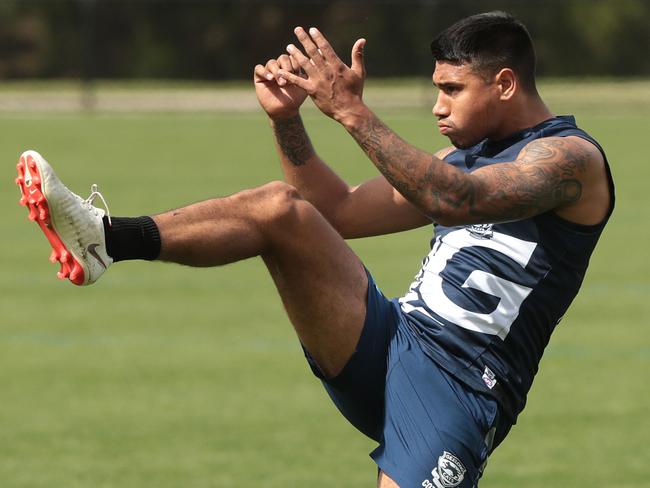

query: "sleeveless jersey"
(399, 115), (615, 421)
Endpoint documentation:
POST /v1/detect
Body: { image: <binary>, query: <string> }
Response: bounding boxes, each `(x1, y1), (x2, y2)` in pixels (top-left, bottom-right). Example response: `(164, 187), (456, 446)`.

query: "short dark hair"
(431, 11), (537, 92)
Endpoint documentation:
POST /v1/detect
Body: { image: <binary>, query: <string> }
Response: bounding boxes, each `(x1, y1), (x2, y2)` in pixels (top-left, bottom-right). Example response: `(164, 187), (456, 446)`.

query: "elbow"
(429, 214), (457, 227)
(330, 216), (361, 239)
(427, 212), (465, 227)
(420, 200), (465, 227)
(419, 177), (483, 227)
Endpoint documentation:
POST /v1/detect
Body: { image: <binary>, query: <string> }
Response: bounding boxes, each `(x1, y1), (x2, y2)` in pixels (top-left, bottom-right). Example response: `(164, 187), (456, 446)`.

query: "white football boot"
(16, 150), (113, 285)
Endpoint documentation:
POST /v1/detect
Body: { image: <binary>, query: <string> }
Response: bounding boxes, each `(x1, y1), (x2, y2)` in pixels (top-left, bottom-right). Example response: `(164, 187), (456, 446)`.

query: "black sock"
(103, 216), (161, 262)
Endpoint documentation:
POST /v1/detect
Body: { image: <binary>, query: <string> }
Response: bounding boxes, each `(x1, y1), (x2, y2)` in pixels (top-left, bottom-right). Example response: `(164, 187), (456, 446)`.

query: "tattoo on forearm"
(273, 115), (315, 167)
(348, 112), (592, 223)
(351, 114), (432, 201)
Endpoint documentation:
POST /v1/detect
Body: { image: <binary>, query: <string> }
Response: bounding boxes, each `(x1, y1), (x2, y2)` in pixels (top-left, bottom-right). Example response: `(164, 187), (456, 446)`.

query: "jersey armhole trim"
(549, 133), (616, 230)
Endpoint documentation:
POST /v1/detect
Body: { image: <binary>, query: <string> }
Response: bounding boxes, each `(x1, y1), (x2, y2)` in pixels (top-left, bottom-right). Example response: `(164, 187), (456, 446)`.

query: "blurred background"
(0, 0), (648, 110)
(1, 1), (649, 487)
(1, 0), (649, 80)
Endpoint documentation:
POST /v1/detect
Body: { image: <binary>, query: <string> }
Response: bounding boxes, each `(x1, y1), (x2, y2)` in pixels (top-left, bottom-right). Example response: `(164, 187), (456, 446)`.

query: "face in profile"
(432, 61), (502, 149)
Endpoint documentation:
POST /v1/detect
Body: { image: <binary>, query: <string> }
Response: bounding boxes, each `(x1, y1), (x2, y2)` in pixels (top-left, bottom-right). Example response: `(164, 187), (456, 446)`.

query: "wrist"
(335, 101), (372, 130)
(268, 109), (301, 122)
(271, 113), (316, 167)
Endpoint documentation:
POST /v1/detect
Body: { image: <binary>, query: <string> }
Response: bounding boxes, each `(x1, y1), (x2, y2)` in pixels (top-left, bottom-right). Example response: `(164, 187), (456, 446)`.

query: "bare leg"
(153, 181), (368, 378)
(378, 471), (400, 488)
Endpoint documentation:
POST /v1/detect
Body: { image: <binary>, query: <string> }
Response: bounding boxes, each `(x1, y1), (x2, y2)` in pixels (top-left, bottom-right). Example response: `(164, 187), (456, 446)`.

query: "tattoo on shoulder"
(470, 137), (593, 221)
(273, 115), (315, 167)
(518, 137), (591, 174)
(517, 137), (592, 204)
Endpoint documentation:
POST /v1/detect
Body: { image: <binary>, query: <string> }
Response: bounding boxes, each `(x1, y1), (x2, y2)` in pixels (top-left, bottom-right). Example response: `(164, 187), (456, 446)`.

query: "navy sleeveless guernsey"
(399, 115), (615, 422)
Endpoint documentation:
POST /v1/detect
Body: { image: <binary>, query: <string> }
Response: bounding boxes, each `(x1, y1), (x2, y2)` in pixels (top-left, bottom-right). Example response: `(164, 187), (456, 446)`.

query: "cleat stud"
(49, 250), (59, 263)
(58, 263), (70, 279)
(15, 177), (22, 185)
(60, 250), (70, 263)
(19, 196), (27, 206)
(28, 207), (38, 221)
(70, 262), (85, 285)
(32, 176), (41, 186)
(38, 207), (47, 221)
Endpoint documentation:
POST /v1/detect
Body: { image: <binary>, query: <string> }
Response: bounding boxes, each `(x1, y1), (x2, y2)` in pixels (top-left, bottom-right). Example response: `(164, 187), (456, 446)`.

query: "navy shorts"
(304, 273), (503, 487)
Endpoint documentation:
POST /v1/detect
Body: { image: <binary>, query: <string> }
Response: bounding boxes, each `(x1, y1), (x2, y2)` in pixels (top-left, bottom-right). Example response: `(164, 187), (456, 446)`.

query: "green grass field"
(1, 80), (648, 487)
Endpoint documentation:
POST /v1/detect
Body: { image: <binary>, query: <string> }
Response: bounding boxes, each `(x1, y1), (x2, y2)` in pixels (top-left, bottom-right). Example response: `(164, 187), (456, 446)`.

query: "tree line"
(0, 0), (648, 80)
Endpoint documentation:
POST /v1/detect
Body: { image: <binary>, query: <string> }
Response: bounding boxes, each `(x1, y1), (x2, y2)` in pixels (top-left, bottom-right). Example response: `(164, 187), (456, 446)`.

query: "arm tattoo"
(480, 137), (589, 221)
(347, 111), (592, 224)
(350, 113), (438, 204)
(272, 115), (315, 167)
(348, 112), (480, 219)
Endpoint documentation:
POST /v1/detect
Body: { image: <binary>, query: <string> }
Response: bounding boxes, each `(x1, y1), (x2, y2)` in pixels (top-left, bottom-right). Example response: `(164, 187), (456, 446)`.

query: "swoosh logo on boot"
(87, 243), (107, 269)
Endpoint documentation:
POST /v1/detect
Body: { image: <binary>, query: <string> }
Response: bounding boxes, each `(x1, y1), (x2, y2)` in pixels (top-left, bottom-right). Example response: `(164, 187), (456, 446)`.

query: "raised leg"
(153, 181), (368, 378)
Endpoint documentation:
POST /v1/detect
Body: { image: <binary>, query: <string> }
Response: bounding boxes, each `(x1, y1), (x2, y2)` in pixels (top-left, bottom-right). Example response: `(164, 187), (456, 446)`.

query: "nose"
(433, 92), (450, 119)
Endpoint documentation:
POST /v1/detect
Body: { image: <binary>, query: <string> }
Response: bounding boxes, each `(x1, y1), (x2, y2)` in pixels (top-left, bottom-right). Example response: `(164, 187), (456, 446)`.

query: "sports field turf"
(1, 80), (648, 487)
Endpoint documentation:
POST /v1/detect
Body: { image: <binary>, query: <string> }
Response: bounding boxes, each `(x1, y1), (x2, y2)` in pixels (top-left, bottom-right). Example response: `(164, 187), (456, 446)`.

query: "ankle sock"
(103, 216), (161, 262)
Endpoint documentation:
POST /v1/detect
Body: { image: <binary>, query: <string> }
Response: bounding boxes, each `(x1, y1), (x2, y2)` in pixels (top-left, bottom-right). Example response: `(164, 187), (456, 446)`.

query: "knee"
(261, 180), (302, 204)
(250, 181), (307, 228)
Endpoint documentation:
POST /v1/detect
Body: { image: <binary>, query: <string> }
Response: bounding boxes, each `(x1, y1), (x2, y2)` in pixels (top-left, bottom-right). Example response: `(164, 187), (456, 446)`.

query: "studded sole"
(16, 152), (86, 285)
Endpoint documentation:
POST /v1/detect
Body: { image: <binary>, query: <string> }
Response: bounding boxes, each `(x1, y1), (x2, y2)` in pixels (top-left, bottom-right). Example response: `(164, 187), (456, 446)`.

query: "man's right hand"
(254, 55), (308, 120)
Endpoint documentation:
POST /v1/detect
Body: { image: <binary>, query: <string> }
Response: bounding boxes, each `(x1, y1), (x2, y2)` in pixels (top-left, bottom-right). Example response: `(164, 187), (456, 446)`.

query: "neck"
(490, 91), (553, 141)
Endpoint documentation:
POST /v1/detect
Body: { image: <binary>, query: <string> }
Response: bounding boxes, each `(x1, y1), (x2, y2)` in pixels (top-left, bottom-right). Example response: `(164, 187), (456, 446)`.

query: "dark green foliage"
(0, 0), (648, 79)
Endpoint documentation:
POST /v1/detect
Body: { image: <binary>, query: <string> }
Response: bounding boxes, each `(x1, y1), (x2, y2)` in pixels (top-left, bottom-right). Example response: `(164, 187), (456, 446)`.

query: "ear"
(495, 68), (517, 101)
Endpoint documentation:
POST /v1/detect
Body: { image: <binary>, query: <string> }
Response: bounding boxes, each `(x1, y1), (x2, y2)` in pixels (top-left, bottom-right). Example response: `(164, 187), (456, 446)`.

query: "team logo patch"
(423, 451), (467, 488)
(482, 366), (497, 390)
(467, 223), (494, 239)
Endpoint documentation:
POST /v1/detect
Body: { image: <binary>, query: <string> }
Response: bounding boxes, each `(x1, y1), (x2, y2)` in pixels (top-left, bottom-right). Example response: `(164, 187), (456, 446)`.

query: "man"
(17, 12), (613, 487)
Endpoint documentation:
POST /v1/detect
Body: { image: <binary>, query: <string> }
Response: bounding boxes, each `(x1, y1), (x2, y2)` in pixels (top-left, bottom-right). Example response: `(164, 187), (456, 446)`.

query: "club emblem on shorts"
(430, 451), (467, 488)
(467, 223), (493, 239)
(482, 365), (498, 390)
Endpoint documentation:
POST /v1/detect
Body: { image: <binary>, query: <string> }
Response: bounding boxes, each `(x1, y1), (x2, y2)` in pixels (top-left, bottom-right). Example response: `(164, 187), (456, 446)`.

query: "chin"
(450, 138), (475, 150)
(448, 133), (484, 150)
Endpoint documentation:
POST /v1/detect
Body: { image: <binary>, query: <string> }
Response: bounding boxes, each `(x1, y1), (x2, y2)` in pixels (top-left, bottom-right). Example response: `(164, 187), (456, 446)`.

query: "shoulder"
(516, 136), (610, 224)
(516, 135), (603, 171)
(435, 146), (456, 160)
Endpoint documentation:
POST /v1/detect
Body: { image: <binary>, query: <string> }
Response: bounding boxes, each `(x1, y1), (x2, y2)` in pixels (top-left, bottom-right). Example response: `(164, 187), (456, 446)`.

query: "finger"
(254, 63), (274, 82)
(307, 27), (342, 64)
(294, 26), (325, 65)
(266, 58), (288, 86)
(278, 54), (294, 72)
(350, 38), (366, 77)
(265, 58), (280, 75)
(288, 55), (307, 79)
(286, 43), (315, 75)
(276, 54), (296, 86)
(289, 54), (300, 72)
(277, 68), (311, 92)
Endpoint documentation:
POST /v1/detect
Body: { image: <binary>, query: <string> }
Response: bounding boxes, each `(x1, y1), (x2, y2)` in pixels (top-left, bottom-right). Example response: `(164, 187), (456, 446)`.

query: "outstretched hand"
(254, 54), (308, 120)
(277, 27), (367, 124)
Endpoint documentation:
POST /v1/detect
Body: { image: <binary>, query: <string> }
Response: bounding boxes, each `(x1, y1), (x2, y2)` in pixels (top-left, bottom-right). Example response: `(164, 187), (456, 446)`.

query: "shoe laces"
(84, 184), (112, 226)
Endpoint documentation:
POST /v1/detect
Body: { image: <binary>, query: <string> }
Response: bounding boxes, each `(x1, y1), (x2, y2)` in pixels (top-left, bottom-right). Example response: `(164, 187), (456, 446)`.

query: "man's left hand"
(278, 27), (367, 124)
